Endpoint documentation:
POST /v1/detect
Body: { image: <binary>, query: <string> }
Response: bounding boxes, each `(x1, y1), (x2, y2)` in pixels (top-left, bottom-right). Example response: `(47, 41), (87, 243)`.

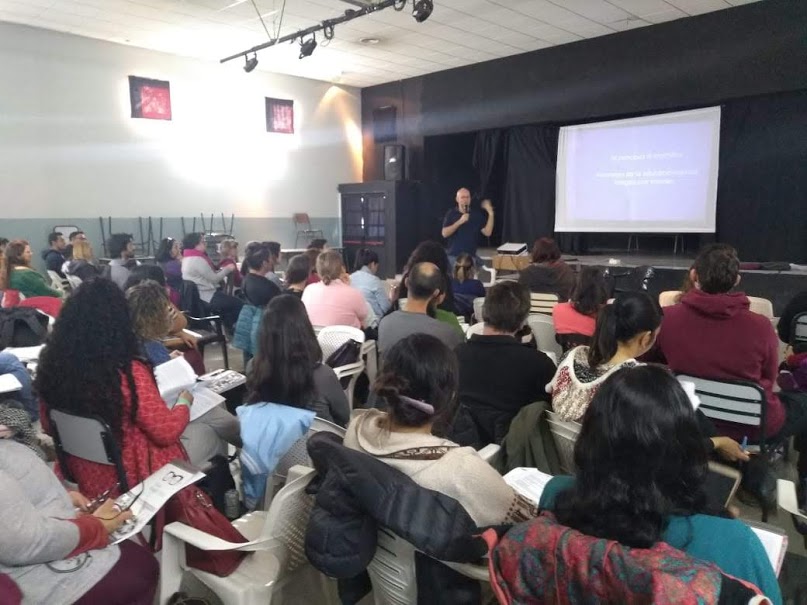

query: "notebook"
(743, 519), (788, 577)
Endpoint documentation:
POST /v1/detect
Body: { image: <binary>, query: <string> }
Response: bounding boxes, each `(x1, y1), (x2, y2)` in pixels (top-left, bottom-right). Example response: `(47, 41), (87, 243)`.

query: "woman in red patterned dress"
(36, 278), (190, 498)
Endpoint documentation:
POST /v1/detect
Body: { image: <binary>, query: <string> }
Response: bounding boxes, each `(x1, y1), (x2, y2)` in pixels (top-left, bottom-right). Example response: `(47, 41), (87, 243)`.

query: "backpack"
(0, 308), (49, 350)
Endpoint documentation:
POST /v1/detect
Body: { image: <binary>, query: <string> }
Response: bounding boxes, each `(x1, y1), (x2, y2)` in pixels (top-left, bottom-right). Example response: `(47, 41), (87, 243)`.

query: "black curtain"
(717, 90), (807, 262)
(502, 125), (559, 245)
(472, 130), (503, 199)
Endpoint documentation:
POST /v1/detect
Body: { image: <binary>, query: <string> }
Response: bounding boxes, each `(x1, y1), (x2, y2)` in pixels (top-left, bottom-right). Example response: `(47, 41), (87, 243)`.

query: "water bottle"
(224, 488), (240, 520)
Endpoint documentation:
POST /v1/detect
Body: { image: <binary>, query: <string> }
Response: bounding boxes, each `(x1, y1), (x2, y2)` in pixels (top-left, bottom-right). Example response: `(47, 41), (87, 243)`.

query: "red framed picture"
(129, 76), (172, 120)
(266, 97), (294, 134)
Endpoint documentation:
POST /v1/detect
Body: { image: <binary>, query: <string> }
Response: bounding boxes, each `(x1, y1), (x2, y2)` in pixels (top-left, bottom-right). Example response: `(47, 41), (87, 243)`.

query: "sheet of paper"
(0, 374), (23, 394)
(154, 357), (197, 404)
(3, 345), (44, 363)
(777, 478), (805, 520)
(188, 385), (226, 421)
(198, 369), (247, 394)
(744, 521), (788, 576)
(677, 379), (701, 410)
(183, 328), (203, 339)
(503, 467), (554, 506)
(110, 459), (205, 545)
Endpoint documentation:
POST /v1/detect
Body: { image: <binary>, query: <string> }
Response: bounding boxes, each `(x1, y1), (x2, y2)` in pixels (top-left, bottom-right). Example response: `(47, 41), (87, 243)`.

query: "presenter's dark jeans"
(209, 290), (244, 332)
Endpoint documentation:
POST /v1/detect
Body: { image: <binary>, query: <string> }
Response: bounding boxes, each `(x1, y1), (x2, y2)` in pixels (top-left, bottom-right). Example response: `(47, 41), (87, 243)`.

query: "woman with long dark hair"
(36, 279), (190, 498)
(552, 266), (609, 340)
(536, 366), (781, 602)
(247, 295), (348, 425)
(155, 237), (183, 292)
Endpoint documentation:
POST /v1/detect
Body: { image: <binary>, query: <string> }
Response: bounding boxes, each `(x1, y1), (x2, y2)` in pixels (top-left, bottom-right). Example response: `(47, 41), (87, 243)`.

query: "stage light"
(243, 53), (258, 73)
(412, 0), (433, 23)
(299, 35), (317, 59)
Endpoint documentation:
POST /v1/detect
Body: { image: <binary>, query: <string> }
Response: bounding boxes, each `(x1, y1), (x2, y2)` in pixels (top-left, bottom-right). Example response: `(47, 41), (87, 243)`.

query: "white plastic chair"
(265, 418), (346, 508)
(65, 274), (83, 290)
(466, 322), (486, 338)
(545, 410), (582, 475)
(747, 296), (774, 319)
(398, 298), (408, 311)
(529, 292), (559, 315)
(472, 297), (485, 323)
(527, 314), (562, 361)
(792, 312), (807, 347)
(47, 270), (69, 294)
(160, 467), (337, 605)
(658, 290), (681, 307)
(318, 326), (366, 409)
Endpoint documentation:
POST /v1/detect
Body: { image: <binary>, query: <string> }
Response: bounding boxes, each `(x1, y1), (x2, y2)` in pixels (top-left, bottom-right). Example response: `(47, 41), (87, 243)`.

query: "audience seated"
(452, 253), (486, 298)
(350, 248), (392, 318)
(378, 262), (465, 356)
(0, 352), (37, 421)
(234, 246), (282, 363)
(248, 295), (349, 426)
(283, 254), (310, 298)
(36, 279), (190, 498)
(393, 240), (456, 314)
(537, 366), (781, 602)
(217, 238), (241, 289)
(552, 266), (609, 344)
(0, 240), (62, 299)
(454, 281), (556, 445)
(0, 413), (158, 605)
(344, 333), (535, 526)
(181, 232), (243, 332)
(105, 233), (138, 289)
(63, 239), (100, 283)
(41, 231), (66, 277)
(518, 237), (576, 301)
(126, 280), (241, 468)
(302, 250), (372, 329)
(656, 244), (807, 477)
(155, 236), (183, 295)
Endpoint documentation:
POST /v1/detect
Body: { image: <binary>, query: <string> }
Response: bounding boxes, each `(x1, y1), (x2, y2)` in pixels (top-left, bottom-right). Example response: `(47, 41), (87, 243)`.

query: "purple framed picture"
(129, 76), (172, 120)
(266, 97), (294, 134)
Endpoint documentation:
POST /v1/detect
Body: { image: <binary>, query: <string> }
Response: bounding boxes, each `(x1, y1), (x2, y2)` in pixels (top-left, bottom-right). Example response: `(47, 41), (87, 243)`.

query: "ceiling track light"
(412, 0), (433, 23)
(299, 34), (317, 59)
(221, 0), (432, 68)
(243, 52), (258, 72)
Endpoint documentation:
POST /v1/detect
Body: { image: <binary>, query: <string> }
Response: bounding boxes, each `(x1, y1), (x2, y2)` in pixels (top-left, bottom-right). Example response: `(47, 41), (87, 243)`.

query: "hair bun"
(374, 372), (409, 402)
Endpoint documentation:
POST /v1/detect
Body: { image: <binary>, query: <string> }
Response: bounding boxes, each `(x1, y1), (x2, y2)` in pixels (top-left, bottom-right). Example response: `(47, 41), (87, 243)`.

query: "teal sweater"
(9, 268), (62, 299)
(540, 476), (782, 605)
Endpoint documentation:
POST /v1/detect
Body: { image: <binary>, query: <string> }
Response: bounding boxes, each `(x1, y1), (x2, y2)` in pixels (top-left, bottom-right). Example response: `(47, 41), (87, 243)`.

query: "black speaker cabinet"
(383, 145), (406, 181)
(338, 181), (421, 279)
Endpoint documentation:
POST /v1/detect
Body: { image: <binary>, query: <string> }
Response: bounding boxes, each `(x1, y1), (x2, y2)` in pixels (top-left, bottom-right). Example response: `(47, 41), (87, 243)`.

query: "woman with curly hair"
(127, 280), (241, 468)
(36, 278), (191, 498)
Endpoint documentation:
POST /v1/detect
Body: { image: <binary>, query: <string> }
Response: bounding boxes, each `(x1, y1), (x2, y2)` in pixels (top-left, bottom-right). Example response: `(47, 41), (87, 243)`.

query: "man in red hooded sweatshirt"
(657, 244), (807, 478)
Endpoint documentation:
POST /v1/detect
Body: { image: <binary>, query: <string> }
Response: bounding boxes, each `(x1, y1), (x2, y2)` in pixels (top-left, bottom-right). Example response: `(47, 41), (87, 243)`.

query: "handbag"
(166, 485), (249, 576)
(0, 308), (48, 350)
(325, 339), (361, 368)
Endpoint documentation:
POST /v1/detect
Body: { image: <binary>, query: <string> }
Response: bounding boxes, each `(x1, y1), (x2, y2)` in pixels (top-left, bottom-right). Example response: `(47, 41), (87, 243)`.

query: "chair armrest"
(477, 444), (501, 463)
(164, 521), (273, 552)
(440, 560), (490, 582)
(334, 361), (365, 379)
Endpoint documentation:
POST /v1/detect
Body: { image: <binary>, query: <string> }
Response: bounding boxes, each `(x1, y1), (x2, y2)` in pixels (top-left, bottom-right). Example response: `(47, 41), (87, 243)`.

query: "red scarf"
(183, 248), (216, 270)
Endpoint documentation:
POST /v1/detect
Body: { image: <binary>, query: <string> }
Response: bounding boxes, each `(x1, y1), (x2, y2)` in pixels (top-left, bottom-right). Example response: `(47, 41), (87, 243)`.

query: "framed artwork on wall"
(265, 97), (294, 134)
(129, 76), (172, 120)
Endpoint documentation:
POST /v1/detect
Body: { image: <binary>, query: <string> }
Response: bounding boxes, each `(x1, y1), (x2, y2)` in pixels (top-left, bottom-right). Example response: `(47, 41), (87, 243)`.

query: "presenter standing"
(441, 188), (494, 267)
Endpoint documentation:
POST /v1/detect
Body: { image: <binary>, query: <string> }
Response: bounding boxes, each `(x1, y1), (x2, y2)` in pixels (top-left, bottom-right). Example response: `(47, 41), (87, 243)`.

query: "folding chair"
(791, 312), (807, 348)
(293, 213), (324, 248)
(179, 280), (229, 369)
(545, 410), (582, 475)
(529, 292), (559, 315)
(47, 408), (130, 493)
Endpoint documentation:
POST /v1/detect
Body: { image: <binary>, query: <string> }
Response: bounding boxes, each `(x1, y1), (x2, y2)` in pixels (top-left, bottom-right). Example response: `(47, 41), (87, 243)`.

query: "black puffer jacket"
(304, 432), (489, 605)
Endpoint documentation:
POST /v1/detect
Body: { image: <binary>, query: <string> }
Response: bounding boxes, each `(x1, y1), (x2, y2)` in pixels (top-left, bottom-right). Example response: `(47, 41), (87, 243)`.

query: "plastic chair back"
(466, 322), (486, 338)
(317, 325), (366, 360)
(676, 374), (767, 451)
(545, 410), (582, 475)
(527, 314), (562, 360)
(47, 271), (68, 294)
(747, 296), (774, 319)
(48, 408), (129, 492)
(65, 275), (83, 290)
(792, 312), (807, 348)
(398, 298), (408, 311)
(658, 290), (681, 307)
(529, 292), (559, 315)
(472, 297), (485, 323)
(367, 528), (418, 605)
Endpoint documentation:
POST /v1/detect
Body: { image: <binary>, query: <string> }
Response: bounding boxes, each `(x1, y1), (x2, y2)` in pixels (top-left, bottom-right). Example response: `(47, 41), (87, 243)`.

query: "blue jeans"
(0, 352), (37, 421)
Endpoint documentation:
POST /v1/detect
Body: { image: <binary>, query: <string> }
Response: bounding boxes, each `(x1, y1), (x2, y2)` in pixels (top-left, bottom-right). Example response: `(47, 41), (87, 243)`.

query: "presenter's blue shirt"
(443, 208), (485, 257)
(539, 476), (782, 604)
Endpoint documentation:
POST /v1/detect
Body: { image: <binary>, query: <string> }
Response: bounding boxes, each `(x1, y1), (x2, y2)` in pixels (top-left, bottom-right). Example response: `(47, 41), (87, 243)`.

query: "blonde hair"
(72, 239), (94, 261)
(316, 250), (345, 285)
(219, 239), (239, 258)
(126, 280), (172, 340)
(453, 253), (475, 283)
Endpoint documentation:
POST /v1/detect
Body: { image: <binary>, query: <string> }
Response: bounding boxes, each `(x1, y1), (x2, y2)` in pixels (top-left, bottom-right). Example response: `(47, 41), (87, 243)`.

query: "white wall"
(0, 21), (362, 221)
